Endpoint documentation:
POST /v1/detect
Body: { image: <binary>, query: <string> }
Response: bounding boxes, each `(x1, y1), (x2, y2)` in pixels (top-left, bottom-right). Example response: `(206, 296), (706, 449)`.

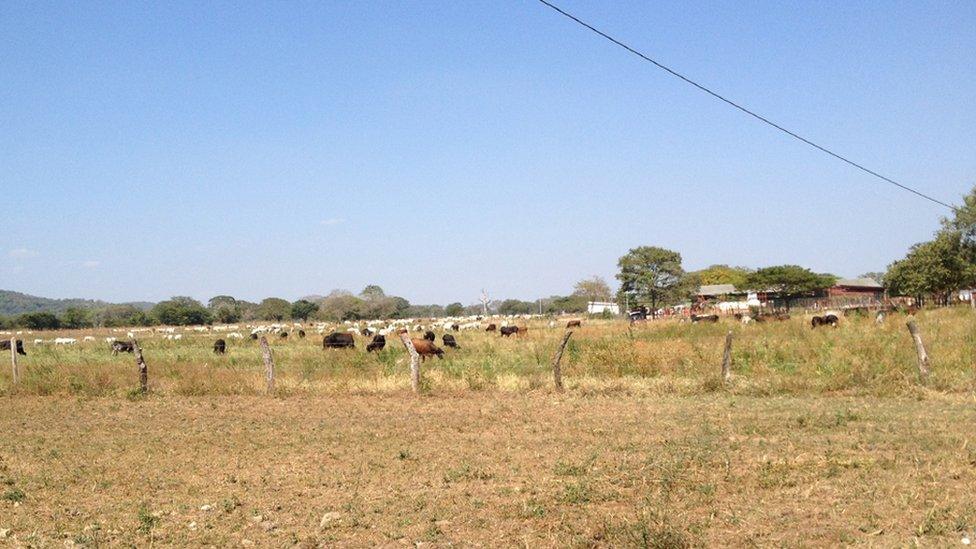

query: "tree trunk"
(398, 333), (422, 394)
(259, 336), (275, 395)
(133, 339), (148, 394)
(551, 330), (573, 391)
(906, 320), (930, 381)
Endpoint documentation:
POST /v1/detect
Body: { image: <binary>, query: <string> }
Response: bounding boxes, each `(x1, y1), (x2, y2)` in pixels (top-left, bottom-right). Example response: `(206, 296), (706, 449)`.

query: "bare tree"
(480, 289), (490, 315)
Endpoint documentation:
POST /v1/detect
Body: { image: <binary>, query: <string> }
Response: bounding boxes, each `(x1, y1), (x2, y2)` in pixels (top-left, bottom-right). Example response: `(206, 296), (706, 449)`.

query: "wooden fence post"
(551, 330), (573, 391)
(906, 320), (930, 381)
(259, 336), (275, 395)
(133, 339), (148, 394)
(10, 338), (18, 386)
(398, 332), (421, 394)
(721, 330), (733, 383)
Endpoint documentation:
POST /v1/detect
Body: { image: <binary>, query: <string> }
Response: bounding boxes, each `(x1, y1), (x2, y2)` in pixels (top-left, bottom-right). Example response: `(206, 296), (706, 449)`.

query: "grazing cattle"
(297, 329), (306, 338)
(811, 314), (839, 328)
(361, 328), (375, 337)
(691, 314), (720, 323)
(111, 340), (134, 355)
(442, 334), (459, 349)
(55, 337), (77, 345)
(279, 331), (288, 339)
(0, 339), (26, 356)
(485, 324), (497, 332)
(366, 334), (386, 352)
(250, 333), (259, 340)
(423, 331), (436, 342)
(499, 326), (518, 337)
(410, 338), (444, 360)
(213, 339), (226, 354)
(450, 323), (460, 332)
(566, 319), (582, 329)
(323, 332), (355, 349)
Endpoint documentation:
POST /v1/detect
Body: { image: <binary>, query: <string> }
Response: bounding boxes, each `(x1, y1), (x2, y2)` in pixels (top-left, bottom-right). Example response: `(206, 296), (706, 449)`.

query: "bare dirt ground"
(1, 393), (974, 547)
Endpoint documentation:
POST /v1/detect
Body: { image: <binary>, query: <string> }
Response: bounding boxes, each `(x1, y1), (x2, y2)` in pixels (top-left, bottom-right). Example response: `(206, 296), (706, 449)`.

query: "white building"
(587, 301), (620, 315)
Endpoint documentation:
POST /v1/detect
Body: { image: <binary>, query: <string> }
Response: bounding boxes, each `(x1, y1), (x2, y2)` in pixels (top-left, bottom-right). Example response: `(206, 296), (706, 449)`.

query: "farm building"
(696, 284), (744, 300)
(587, 301), (620, 315)
(828, 278), (884, 299)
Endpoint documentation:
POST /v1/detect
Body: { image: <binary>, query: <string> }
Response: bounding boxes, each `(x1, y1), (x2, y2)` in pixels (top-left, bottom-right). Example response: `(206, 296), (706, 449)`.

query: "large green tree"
(444, 302), (465, 316)
(693, 264), (752, 288)
(255, 298), (292, 321)
(885, 231), (975, 305)
(151, 297), (212, 326)
(616, 246), (697, 315)
(60, 307), (93, 329)
(290, 299), (319, 321)
(17, 311), (61, 330)
(745, 265), (835, 296)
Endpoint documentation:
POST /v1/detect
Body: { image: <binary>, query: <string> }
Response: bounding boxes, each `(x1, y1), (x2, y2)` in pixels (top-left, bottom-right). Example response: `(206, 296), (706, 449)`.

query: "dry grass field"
(1, 308), (976, 546)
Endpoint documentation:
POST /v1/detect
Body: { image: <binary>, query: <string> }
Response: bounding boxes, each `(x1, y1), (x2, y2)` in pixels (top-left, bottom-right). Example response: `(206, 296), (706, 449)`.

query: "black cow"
(811, 314), (839, 328)
(323, 332), (355, 349)
(500, 326), (519, 337)
(0, 339), (26, 356)
(442, 334), (459, 349)
(485, 324), (497, 332)
(361, 328), (375, 337)
(279, 331), (288, 338)
(297, 329), (306, 338)
(111, 340), (135, 355)
(423, 331), (436, 342)
(213, 338), (226, 354)
(691, 314), (720, 323)
(450, 323), (460, 332)
(366, 334), (386, 352)
(250, 333), (259, 340)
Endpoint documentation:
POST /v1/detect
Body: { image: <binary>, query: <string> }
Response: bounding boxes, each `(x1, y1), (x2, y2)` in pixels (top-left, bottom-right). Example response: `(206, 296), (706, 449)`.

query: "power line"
(535, 0), (958, 212)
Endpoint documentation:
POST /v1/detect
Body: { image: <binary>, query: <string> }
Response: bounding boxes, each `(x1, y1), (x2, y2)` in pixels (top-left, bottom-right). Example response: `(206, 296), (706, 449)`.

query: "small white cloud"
(8, 247), (39, 259)
(321, 218), (345, 226)
(82, 260), (100, 268)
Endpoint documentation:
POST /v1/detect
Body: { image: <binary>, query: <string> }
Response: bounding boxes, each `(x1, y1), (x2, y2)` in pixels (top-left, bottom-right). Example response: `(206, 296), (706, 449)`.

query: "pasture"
(1, 308), (975, 397)
(1, 309), (975, 546)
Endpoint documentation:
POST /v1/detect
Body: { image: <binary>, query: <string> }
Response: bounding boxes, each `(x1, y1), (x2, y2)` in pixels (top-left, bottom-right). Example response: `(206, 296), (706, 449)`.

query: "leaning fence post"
(398, 332), (422, 394)
(551, 330), (573, 391)
(259, 336), (275, 395)
(721, 330), (733, 383)
(10, 338), (18, 386)
(905, 320), (930, 381)
(133, 339), (148, 394)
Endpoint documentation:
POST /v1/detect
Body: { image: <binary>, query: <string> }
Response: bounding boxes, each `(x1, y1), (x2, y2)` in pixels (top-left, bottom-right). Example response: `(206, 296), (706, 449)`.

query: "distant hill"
(0, 290), (154, 317)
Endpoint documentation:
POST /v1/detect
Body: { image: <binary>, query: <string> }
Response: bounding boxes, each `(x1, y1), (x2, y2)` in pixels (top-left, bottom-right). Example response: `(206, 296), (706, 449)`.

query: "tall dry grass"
(1, 307), (974, 397)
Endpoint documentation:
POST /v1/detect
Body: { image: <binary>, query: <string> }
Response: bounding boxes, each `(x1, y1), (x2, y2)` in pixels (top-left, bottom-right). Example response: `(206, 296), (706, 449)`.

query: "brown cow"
(410, 338), (444, 361)
(485, 324), (497, 332)
(566, 319), (582, 329)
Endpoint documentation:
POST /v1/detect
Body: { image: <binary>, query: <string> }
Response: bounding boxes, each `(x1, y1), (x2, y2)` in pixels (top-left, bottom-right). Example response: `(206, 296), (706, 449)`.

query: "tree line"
(4, 186), (973, 330)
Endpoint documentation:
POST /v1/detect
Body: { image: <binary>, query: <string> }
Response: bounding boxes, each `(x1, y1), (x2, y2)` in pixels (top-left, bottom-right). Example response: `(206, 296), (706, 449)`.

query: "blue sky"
(2, 1), (974, 305)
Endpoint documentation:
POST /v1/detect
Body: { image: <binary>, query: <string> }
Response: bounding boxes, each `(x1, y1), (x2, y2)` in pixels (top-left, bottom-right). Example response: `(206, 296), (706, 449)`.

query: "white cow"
(54, 338), (77, 345)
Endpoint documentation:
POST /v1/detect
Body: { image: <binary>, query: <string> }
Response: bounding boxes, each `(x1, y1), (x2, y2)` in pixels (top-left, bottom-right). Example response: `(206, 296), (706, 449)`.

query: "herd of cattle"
(2, 308), (909, 359)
